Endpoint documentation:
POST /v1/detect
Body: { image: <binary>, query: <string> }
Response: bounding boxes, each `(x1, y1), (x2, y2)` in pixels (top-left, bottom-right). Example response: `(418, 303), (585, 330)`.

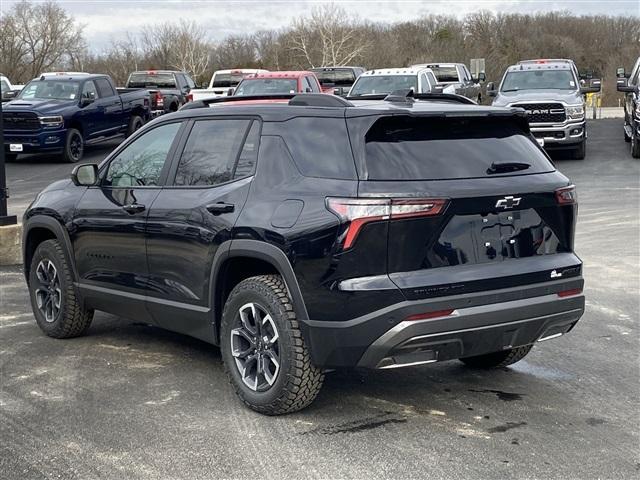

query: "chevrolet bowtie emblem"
(495, 196), (521, 209)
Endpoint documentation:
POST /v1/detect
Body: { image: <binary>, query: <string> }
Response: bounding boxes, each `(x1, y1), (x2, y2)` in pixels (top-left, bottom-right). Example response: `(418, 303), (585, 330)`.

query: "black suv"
(22, 93), (585, 415)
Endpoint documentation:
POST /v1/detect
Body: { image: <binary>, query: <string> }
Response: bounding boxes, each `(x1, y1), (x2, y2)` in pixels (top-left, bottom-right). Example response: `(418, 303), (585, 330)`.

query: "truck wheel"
(127, 115), (144, 137)
(572, 139), (586, 160)
(624, 124), (631, 142)
(460, 345), (533, 369)
(63, 129), (84, 163)
(28, 239), (93, 338)
(220, 274), (324, 415)
(632, 133), (640, 158)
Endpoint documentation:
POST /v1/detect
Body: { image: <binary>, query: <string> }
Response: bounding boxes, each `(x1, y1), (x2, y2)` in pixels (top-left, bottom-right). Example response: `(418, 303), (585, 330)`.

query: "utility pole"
(0, 100), (18, 226)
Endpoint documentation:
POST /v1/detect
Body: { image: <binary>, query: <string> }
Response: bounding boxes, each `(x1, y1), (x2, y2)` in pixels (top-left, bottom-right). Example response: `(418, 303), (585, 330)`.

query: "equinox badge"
(495, 196), (521, 209)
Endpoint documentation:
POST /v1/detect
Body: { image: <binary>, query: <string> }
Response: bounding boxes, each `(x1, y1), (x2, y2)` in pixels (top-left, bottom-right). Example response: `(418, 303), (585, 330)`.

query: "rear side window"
(364, 116), (554, 180)
(174, 119), (251, 186)
(280, 117), (356, 180)
(95, 78), (115, 97)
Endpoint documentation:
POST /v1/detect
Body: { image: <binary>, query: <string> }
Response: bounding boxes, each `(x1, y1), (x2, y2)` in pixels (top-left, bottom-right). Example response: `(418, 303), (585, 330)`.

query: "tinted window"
(428, 66), (459, 82)
(174, 119), (250, 186)
(105, 122), (181, 187)
(212, 72), (246, 88)
(127, 73), (176, 88)
(95, 78), (115, 97)
(82, 81), (98, 100)
(234, 121), (260, 179)
(364, 116), (554, 180)
(281, 117), (356, 179)
(184, 74), (196, 89)
(312, 69), (357, 85)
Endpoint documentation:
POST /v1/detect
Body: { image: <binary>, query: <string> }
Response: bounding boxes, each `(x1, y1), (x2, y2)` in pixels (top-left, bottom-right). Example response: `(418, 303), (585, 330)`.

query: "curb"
(0, 223), (22, 266)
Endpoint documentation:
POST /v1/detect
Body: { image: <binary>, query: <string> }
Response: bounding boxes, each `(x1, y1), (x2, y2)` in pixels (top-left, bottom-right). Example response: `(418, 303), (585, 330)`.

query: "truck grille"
(4, 112), (40, 131)
(513, 103), (566, 123)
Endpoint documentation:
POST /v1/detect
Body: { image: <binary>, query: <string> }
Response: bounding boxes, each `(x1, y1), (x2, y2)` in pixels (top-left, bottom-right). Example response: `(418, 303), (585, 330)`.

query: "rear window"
(312, 69), (356, 86)
(364, 116), (554, 180)
(127, 73), (176, 88)
(235, 78), (298, 95)
(428, 66), (459, 83)
(281, 117), (356, 179)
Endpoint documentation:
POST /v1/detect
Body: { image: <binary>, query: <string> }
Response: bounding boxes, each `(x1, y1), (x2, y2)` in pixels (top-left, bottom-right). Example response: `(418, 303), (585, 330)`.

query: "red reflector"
(557, 288), (582, 298)
(406, 309), (455, 321)
(186, 92), (193, 102)
(555, 185), (577, 205)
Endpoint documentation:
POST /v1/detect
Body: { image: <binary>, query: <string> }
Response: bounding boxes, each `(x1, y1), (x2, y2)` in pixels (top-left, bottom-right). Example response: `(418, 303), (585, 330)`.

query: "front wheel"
(572, 139), (586, 160)
(28, 239), (93, 338)
(460, 344), (533, 369)
(221, 275), (324, 415)
(63, 128), (84, 163)
(632, 133), (640, 158)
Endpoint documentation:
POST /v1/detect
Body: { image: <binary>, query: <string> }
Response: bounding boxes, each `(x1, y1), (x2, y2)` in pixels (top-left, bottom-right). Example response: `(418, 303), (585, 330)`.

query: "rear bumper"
(299, 277), (585, 369)
(530, 120), (585, 148)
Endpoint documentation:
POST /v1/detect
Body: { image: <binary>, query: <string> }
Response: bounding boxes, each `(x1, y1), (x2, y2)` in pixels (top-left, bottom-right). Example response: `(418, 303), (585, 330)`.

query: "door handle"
(122, 203), (145, 214)
(206, 202), (235, 215)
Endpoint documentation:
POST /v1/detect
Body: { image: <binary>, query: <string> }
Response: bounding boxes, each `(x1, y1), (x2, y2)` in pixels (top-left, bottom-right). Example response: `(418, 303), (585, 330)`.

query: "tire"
(572, 139), (586, 160)
(28, 239), (93, 338)
(63, 128), (84, 163)
(460, 344), (533, 369)
(220, 274), (324, 415)
(632, 133), (640, 158)
(5, 153), (17, 162)
(624, 124), (631, 142)
(126, 115), (144, 137)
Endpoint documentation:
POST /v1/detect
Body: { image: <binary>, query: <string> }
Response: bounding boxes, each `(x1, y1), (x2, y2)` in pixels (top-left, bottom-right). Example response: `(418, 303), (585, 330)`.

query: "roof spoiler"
(384, 89), (478, 105)
(181, 93), (353, 110)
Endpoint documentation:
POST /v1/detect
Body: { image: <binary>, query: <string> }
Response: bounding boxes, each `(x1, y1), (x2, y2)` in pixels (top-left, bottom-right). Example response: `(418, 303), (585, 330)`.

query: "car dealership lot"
(1, 119), (638, 478)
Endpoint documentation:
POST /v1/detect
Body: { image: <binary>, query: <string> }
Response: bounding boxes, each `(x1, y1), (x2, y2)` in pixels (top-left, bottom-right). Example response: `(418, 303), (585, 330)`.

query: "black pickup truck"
(125, 70), (196, 115)
(4, 73), (152, 163)
(617, 57), (640, 158)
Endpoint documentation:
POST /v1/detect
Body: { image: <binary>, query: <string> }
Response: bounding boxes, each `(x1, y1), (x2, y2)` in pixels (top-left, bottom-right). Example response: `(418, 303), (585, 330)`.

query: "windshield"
(212, 72), (247, 88)
(502, 70), (576, 91)
(428, 66), (459, 83)
(312, 69), (356, 86)
(349, 75), (417, 96)
(18, 80), (80, 100)
(234, 78), (298, 95)
(127, 73), (176, 88)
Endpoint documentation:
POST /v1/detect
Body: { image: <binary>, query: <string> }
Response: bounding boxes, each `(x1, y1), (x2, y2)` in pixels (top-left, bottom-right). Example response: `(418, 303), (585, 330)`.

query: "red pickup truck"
(233, 71), (322, 96)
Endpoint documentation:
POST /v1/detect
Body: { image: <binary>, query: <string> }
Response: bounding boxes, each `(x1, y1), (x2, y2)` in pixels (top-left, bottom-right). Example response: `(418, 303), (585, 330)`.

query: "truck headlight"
(566, 105), (584, 120)
(39, 116), (64, 128)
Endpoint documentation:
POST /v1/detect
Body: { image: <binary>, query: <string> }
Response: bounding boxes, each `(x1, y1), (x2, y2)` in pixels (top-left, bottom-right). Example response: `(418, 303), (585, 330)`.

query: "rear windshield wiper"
(487, 161), (531, 174)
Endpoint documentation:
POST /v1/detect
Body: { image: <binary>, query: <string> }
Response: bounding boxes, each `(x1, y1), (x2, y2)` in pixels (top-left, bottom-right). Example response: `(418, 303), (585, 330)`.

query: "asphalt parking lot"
(1, 119), (638, 479)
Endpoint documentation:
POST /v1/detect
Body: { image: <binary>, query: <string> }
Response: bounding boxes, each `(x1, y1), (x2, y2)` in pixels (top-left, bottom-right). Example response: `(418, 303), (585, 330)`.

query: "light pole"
(0, 100), (18, 226)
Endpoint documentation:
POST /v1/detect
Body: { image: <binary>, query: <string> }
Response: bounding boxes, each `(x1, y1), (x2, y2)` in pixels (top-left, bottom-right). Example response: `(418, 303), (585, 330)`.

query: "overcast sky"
(1, 0), (638, 50)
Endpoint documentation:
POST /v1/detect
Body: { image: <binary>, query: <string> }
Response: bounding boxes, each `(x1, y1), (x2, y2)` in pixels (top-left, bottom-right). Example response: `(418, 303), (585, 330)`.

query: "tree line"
(1, 1), (638, 105)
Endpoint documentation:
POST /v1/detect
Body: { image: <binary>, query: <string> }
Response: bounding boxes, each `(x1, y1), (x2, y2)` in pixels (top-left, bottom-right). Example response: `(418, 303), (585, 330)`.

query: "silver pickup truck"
(487, 60), (600, 160)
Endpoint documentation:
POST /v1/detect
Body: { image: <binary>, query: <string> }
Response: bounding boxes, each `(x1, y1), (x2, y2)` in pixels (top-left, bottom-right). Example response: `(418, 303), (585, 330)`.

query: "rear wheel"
(28, 239), (93, 338)
(571, 139), (586, 160)
(126, 115), (144, 137)
(221, 275), (324, 415)
(632, 132), (640, 158)
(624, 123), (631, 142)
(460, 344), (533, 369)
(63, 128), (83, 163)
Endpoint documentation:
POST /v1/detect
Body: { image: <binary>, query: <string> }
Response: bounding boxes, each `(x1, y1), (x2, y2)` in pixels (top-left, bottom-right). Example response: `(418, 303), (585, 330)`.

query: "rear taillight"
(155, 91), (164, 107)
(326, 197), (447, 250)
(555, 185), (577, 205)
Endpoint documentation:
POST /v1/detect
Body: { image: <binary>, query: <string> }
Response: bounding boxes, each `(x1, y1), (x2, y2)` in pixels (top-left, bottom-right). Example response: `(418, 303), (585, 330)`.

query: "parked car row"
(617, 56), (640, 158)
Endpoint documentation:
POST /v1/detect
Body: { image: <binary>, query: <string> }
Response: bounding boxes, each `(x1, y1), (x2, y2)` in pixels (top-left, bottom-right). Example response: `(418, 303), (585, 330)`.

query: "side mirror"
(474, 72), (486, 83)
(580, 78), (601, 94)
(616, 67), (626, 78)
(432, 84), (444, 93)
(227, 88), (234, 96)
(71, 164), (98, 186)
(305, 87), (313, 93)
(80, 96), (95, 107)
(617, 77), (636, 93)
(486, 81), (497, 97)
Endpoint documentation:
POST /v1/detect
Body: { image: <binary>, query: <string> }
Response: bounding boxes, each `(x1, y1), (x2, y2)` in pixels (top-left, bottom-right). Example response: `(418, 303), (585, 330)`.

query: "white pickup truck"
(191, 69), (268, 101)
(1, 74), (24, 102)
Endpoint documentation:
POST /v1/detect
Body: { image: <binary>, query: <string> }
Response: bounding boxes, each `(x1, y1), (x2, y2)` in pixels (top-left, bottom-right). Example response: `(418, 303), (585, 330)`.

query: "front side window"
(349, 75), (418, 96)
(105, 122), (181, 187)
(82, 81), (98, 100)
(174, 119), (252, 186)
(18, 80), (80, 100)
(0, 79), (10, 93)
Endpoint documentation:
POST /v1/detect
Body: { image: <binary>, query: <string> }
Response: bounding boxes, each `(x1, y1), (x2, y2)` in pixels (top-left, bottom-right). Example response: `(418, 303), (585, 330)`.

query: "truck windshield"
(234, 79), (298, 95)
(349, 75), (417, 96)
(428, 66), (459, 83)
(212, 73), (246, 88)
(18, 80), (80, 100)
(127, 73), (176, 88)
(312, 70), (356, 86)
(502, 70), (576, 91)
